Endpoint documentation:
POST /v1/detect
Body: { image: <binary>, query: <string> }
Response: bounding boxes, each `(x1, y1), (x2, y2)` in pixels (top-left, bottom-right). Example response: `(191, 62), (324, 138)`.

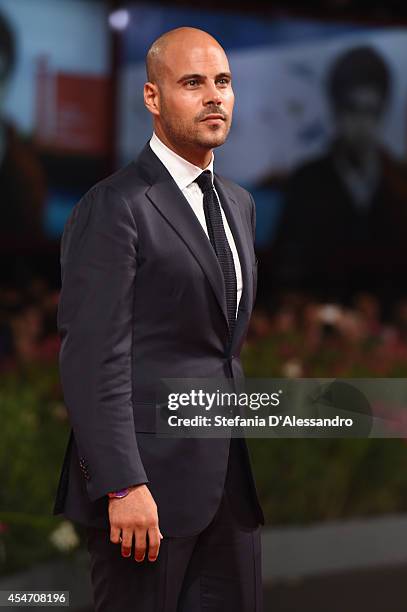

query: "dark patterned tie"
(194, 170), (237, 343)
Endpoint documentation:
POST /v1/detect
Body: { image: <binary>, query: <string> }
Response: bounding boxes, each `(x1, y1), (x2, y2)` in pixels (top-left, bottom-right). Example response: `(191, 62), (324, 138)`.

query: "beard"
(159, 98), (231, 150)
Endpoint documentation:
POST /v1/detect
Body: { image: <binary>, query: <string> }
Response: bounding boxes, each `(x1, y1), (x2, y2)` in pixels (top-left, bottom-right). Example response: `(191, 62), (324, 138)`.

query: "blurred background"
(1, 0), (407, 610)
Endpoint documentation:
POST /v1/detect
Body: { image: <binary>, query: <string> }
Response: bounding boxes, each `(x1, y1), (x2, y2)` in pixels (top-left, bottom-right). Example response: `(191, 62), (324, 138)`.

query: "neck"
(154, 127), (212, 169)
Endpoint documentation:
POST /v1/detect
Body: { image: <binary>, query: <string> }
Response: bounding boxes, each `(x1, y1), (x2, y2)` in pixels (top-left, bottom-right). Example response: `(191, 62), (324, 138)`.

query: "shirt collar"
(149, 131), (214, 191)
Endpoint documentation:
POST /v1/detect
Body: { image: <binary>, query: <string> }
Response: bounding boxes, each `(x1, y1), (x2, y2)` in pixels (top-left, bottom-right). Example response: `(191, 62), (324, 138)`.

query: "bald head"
(146, 27), (225, 85)
(143, 26), (234, 167)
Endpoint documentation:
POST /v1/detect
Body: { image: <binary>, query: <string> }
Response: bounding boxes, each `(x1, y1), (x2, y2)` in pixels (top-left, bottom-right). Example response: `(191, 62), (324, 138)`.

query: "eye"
(216, 78), (230, 86)
(185, 79), (199, 87)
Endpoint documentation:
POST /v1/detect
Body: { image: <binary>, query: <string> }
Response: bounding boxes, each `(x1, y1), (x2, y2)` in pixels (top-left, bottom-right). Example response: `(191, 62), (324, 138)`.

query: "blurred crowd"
(247, 291), (407, 377)
(3, 278), (407, 378)
(0, 278), (60, 372)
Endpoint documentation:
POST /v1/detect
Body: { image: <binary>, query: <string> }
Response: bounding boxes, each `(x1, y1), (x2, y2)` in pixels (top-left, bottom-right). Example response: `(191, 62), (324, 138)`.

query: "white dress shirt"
(149, 131), (242, 316)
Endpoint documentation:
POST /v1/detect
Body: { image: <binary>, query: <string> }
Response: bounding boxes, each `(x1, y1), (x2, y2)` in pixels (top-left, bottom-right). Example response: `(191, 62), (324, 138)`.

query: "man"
(53, 27), (264, 611)
(271, 46), (407, 316)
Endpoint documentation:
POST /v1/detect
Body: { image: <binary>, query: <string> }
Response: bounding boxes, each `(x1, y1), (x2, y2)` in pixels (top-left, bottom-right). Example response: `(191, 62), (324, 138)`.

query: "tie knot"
(194, 170), (213, 194)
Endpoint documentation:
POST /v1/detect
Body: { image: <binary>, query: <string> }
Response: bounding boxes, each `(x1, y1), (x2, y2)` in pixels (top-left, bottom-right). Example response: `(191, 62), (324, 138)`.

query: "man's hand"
(108, 484), (163, 561)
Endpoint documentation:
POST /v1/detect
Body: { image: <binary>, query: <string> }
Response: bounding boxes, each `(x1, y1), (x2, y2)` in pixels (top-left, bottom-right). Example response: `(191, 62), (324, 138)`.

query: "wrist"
(107, 484), (142, 499)
(107, 487), (131, 499)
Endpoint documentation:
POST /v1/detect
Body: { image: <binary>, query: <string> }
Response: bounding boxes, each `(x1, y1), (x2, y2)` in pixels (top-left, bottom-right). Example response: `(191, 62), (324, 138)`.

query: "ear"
(144, 82), (160, 117)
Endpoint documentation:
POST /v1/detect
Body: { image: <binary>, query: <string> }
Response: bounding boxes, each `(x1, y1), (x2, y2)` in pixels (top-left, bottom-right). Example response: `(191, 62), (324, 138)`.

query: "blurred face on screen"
(335, 86), (384, 157)
(144, 28), (234, 164)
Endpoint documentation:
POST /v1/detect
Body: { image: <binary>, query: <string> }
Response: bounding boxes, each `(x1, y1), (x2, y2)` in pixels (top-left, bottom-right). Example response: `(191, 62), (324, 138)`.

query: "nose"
(202, 81), (223, 107)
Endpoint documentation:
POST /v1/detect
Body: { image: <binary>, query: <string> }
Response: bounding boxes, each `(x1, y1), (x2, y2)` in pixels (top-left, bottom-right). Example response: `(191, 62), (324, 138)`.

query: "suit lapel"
(139, 143), (253, 342)
(214, 175), (253, 318)
(146, 177), (229, 329)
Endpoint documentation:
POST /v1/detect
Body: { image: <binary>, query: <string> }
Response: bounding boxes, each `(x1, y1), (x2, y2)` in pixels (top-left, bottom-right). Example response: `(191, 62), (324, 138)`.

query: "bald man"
(53, 27), (264, 612)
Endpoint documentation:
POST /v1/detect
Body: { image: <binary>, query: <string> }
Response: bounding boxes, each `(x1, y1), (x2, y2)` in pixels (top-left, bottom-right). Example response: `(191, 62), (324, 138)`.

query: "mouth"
(201, 114), (225, 122)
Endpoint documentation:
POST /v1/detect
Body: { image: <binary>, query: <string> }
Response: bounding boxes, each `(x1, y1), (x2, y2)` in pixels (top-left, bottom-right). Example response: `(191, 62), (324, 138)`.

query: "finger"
(110, 526), (121, 544)
(147, 527), (161, 562)
(121, 529), (133, 558)
(134, 528), (147, 562)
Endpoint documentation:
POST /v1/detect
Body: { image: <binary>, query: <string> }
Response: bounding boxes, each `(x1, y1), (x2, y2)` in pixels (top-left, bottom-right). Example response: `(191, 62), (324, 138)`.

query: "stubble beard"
(160, 103), (231, 152)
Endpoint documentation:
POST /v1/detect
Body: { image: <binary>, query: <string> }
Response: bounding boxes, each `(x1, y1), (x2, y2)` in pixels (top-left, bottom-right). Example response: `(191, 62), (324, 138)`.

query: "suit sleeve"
(57, 184), (148, 502)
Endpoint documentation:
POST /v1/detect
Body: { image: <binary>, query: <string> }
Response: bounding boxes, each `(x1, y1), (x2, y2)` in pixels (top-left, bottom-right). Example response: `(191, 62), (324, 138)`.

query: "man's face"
(153, 40), (234, 151)
(335, 86), (384, 156)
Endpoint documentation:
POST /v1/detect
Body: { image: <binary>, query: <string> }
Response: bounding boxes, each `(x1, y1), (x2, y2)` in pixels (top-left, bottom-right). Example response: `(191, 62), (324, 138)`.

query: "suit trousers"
(85, 437), (263, 612)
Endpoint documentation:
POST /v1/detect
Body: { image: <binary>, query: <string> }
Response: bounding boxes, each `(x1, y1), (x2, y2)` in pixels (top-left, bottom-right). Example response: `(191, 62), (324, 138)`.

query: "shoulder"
(216, 174), (253, 202)
(215, 174), (256, 237)
(67, 157), (152, 235)
(87, 160), (148, 207)
(215, 174), (255, 218)
(62, 163), (144, 241)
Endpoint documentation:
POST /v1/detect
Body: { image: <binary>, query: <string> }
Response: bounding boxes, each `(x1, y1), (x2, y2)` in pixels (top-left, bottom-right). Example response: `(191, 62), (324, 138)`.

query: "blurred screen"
(0, 0), (110, 240)
(116, 4), (407, 248)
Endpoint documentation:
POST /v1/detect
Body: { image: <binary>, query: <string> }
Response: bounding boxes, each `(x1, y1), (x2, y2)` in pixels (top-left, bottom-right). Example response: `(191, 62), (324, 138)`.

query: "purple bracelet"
(107, 488), (130, 499)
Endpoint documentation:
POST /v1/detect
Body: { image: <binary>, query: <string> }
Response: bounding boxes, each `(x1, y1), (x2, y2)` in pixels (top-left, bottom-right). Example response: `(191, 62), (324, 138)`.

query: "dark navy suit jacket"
(53, 142), (264, 536)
